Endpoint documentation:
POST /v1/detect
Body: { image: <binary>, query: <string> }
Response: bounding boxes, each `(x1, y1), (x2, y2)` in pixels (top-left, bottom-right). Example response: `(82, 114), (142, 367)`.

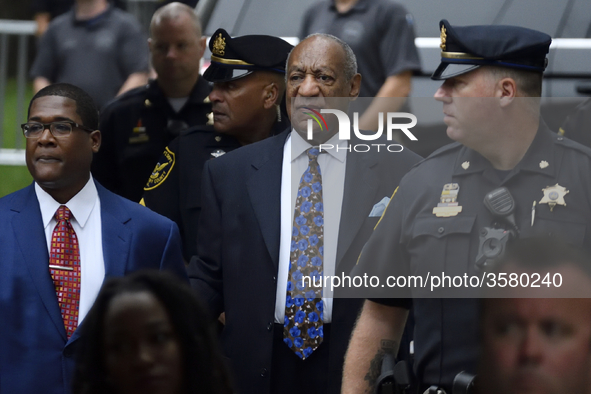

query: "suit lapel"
(335, 144), (380, 268)
(97, 184), (131, 278)
(246, 132), (288, 268)
(11, 184), (67, 340)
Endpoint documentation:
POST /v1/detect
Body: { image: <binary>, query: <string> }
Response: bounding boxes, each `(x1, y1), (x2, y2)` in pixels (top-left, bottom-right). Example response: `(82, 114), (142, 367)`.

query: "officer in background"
(92, 2), (210, 202)
(141, 29), (292, 261)
(342, 20), (591, 393)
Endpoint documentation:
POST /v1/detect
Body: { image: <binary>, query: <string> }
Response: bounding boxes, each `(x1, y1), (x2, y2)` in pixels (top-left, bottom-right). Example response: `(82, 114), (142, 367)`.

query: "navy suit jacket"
(189, 130), (421, 394)
(0, 182), (187, 394)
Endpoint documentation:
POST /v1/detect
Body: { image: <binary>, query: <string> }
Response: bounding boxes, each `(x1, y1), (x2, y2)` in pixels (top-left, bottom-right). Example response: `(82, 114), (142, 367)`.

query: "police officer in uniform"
(342, 20), (591, 394)
(141, 29), (293, 261)
(92, 2), (210, 202)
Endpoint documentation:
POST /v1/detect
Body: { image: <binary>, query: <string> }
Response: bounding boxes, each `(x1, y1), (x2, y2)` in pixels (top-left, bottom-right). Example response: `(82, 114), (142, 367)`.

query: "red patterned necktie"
(284, 147), (324, 360)
(49, 205), (81, 338)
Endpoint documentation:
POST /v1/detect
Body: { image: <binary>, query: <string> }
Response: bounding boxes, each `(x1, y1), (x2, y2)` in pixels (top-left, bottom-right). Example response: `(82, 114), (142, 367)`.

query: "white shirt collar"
(290, 129), (347, 163)
(35, 176), (99, 229)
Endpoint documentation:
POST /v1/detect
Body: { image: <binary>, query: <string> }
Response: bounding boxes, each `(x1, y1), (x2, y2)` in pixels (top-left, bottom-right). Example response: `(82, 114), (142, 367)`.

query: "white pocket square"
(369, 196), (391, 217)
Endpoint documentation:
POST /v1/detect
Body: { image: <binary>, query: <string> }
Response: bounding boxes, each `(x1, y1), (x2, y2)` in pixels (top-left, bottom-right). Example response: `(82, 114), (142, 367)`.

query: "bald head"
(150, 2), (202, 38)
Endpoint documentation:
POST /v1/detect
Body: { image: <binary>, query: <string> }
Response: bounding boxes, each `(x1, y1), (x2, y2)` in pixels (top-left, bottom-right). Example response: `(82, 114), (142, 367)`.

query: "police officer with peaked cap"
(342, 20), (591, 394)
(141, 29), (293, 261)
(91, 3), (211, 203)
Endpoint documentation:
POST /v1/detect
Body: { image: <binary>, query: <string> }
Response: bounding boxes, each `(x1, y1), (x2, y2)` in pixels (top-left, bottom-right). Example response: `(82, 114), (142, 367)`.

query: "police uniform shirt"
(91, 77), (212, 202)
(355, 122), (591, 388)
(141, 126), (241, 261)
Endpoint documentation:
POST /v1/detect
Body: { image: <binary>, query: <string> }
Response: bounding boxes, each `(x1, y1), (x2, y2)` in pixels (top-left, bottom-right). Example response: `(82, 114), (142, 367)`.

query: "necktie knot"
(307, 147), (320, 161)
(55, 205), (72, 221)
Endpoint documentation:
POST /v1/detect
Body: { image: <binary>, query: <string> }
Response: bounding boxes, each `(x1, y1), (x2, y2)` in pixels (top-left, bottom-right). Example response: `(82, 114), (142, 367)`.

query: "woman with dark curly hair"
(72, 270), (232, 394)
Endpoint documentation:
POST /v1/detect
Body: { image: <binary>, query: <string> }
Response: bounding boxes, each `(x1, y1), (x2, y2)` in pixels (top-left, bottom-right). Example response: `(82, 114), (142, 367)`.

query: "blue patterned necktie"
(284, 147), (324, 360)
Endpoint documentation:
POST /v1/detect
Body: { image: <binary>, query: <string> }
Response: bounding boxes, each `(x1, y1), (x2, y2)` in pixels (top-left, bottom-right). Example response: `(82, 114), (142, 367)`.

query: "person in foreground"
(479, 237), (591, 394)
(72, 270), (232, 394)
(0, 83), (186, 394)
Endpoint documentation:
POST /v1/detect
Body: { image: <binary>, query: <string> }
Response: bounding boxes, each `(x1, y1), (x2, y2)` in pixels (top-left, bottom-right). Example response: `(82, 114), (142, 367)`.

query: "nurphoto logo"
(304, 108), (418, 153)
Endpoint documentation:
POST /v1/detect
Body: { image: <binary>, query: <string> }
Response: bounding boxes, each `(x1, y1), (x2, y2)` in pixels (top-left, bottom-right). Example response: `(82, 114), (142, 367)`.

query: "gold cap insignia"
(539, 183), (569, 212)
(212, 33), (226, 57)
(433, 183), (463, 217)
(440, 26), (447, 51)
(461, 161), (470, 170)
(539, 160), (549, 169)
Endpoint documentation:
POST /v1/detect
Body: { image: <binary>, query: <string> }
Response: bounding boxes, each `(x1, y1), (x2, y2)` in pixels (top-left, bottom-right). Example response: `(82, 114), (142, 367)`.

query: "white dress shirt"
(35, 176), (105, 325)
(275, 131), (348, 324)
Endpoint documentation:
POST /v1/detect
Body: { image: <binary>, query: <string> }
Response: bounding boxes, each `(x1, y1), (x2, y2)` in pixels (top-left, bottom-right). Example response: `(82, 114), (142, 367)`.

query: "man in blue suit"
(0, 83), (186, 394)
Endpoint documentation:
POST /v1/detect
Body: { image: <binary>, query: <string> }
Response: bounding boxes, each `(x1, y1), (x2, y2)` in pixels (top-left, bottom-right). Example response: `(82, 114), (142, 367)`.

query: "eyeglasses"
(21, 121), (94, 139)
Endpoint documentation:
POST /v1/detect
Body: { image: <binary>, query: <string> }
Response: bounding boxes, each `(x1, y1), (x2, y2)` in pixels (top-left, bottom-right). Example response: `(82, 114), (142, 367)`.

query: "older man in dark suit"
(188, 34), (421, 394)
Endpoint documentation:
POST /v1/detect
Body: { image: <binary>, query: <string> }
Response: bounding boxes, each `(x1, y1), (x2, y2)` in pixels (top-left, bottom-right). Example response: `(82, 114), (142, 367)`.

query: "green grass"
(0, 79), (34, 198)
(2, 78), (33, 150)
(0, 165), (32, 198)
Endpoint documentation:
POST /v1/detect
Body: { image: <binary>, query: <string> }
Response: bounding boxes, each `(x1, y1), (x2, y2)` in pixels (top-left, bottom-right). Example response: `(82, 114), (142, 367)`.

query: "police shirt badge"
(129, 119), (149, 144)
(210, 149), (226, 158)
(144, 147), (175, 190)
(539, 184), (569, 212)
(433, 183), (463, 217)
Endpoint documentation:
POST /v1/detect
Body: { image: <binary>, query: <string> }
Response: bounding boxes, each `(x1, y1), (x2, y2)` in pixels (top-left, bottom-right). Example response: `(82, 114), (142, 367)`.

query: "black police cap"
(432, 19), (552, 80)
(204, 28), (294, 83)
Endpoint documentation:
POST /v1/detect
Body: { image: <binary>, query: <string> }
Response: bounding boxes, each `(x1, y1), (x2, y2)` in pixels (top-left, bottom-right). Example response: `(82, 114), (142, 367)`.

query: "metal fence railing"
(0, 19), (36, 166)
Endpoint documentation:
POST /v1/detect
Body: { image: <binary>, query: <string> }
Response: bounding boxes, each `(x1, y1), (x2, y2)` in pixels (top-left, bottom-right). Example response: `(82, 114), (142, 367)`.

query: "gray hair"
(287, 33), (358, 82)
(150, 2), (202, 37)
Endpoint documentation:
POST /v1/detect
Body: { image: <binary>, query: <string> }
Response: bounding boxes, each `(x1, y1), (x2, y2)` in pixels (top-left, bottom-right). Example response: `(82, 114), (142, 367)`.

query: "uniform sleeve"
(351, 185), (412, 303)
(117, 15), (149, 76)
(187, 160), (224, 318)
(142, 141), (182, 234)
(91, 102), (121, 193)
(29, 23), (57, 80)
(378, 4), (421, 77)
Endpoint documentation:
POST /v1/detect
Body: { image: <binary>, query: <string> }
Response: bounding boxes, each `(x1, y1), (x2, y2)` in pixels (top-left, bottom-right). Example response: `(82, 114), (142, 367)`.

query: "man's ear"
(497, 77), (517, 107)
(198, 36), (207, 60)
(349, 73), (362, 99)
(90, 130), (101, 153)
(263, 82), (279, 110)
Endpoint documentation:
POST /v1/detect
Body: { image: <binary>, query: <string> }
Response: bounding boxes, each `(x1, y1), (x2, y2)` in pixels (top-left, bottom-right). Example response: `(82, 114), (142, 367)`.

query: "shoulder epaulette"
(554, 134), (591, 157)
